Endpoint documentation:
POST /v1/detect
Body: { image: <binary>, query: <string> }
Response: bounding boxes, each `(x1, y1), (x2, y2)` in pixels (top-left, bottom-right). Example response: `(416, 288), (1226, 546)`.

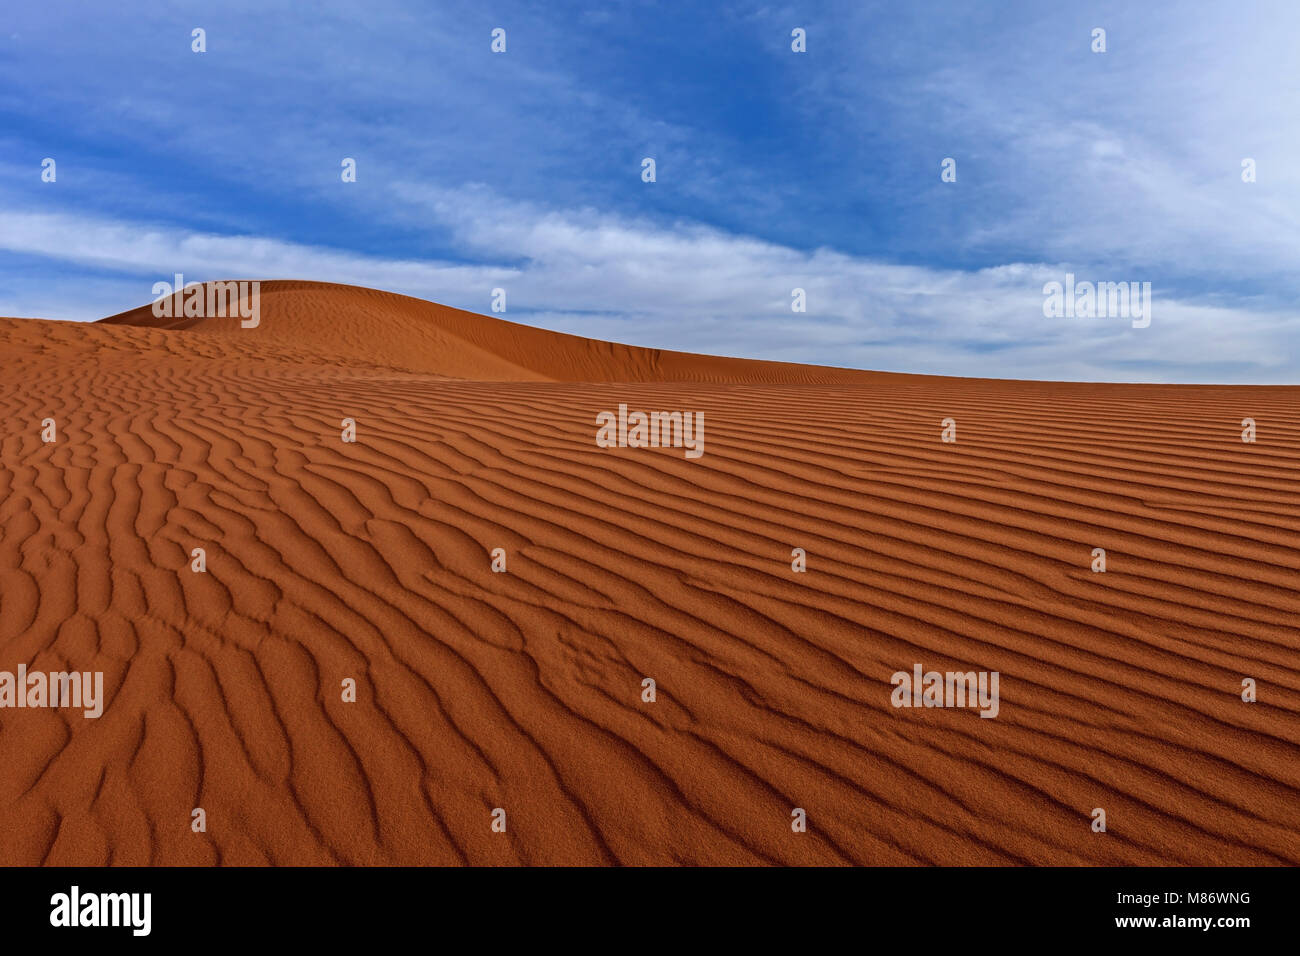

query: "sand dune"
(99, 279), (904, 384)
(1, 280), (1297, 865)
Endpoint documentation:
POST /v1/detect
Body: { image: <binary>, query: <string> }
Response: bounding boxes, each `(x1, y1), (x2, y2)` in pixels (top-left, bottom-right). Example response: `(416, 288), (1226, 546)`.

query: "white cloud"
(1, 193), (1293, 383)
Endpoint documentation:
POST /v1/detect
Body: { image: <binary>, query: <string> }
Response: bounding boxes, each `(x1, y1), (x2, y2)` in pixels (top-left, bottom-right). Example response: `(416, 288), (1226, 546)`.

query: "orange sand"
(0, 280), (1296, 865)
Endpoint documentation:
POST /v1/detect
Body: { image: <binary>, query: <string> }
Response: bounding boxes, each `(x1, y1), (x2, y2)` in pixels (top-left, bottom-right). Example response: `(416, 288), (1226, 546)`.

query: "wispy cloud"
(3, 194), (1293, 383)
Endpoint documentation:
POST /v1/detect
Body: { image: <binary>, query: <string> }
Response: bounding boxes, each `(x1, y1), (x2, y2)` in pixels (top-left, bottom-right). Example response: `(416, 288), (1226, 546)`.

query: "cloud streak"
(3, 194), (1293, 383)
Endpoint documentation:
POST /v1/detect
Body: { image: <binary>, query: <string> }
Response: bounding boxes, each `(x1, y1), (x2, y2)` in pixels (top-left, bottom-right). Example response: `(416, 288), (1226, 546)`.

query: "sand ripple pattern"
(0, 288), (1297, 865)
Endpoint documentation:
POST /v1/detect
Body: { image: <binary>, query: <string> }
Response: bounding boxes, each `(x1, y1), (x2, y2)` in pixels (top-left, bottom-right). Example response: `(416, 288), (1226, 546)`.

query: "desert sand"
(0, 279), (1296, 865)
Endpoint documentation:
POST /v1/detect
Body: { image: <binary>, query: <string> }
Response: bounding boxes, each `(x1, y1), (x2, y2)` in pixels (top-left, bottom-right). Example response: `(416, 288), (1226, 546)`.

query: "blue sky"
(2, 1), (1297, 381)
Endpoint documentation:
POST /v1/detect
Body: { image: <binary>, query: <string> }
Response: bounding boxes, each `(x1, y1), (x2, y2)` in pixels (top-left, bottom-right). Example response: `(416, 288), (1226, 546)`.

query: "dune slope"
(1, 283), (1297, 865)
(98, 279), (906, 384)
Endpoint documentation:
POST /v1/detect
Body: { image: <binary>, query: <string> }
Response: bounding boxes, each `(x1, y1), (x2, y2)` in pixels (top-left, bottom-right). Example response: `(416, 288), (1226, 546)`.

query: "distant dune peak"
(97, 279), (892, 384)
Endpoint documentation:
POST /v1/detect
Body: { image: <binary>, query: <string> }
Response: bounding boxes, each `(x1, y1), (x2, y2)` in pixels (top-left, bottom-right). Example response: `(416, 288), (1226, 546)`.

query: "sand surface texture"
(1, 281), (1296, 864)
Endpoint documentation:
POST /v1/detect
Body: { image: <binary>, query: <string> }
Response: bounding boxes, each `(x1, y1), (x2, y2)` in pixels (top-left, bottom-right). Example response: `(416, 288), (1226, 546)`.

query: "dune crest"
(98, 279), (902, 384)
